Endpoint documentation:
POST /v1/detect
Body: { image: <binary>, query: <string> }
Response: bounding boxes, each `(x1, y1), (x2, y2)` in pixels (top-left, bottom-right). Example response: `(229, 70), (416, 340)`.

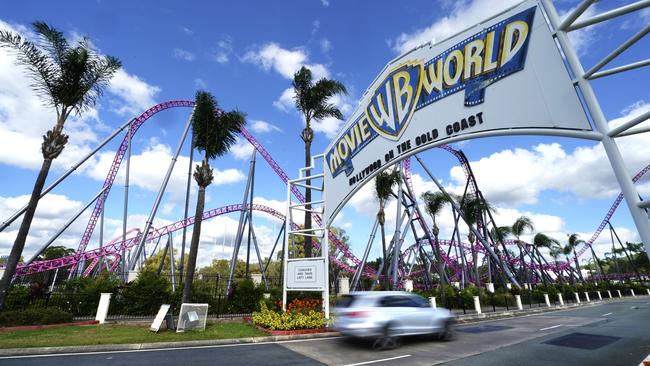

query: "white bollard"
(607, 290), (612, 299)
(584, 292), (590, 302)
(251, 273), (263, 285)
(338, 277), (350, 295)
(558, 293), (564, 306)
(473, 296), (482, 315)
(630, 289), (635, 297)
(597, 291), (602, 301)
(544, 293), (551, 307)
(506, 283), (512, 290)
(486, 283), (495, 293)
(127, 270), (139, 282)
(515, 295), (523, 310)
(452, 281), (460, 289)
(404, 279), (413, 292)
(95, 293), (112, 324)
(574, 292), (581, 303)
(429, 297), (437, 309)
(647, 289), (650, 296)
(617, 290), (622, 298)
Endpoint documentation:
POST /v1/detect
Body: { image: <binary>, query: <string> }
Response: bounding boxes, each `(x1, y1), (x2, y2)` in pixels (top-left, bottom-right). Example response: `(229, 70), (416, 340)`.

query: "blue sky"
(1, 0), (649, 270)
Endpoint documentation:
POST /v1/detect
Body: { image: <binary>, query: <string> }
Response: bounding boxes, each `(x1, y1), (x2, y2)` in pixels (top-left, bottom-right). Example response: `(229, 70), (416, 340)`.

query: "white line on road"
(602, 312), (612, 316)
(0, 336), (343, 360)
(539, 325), (563, 331)
(341, 355), (411, 366)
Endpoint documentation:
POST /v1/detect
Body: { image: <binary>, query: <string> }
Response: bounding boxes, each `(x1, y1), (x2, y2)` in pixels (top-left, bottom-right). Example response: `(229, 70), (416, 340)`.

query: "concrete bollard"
(127, 270), (139, 282)
(544, 293), (551, 307)
(647, 289), (650, 296)
(631, 289), (635, 297)
(486, 282), (495, 293)
(338, 277), (350, 295)
(404, 279), (413, 292)
(251, 273), (263, 285)
(574, 292), (581, 303)
(617, 290), (622, 298)
(584, 292), (590, 302)
(506, 283), (512, 290)
(558, 293), (564, 306)
(429, 297), (437, 309)
(452, 281), (460, 289)
(473, 296), (482, 315)
(95, 293), (112, 324)
(607, 290), (612, 299)
(515, 295), (523, 310)
(597, 291), (602, 301)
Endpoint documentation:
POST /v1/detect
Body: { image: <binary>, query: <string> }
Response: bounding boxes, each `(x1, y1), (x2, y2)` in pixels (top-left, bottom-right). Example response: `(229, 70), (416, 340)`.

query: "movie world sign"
(323, 1), (591, 224)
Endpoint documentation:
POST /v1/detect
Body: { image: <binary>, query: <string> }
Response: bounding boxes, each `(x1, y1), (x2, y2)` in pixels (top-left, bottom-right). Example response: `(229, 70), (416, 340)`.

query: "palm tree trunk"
(0, 158), (53, 310)
(183, 184), (206, 303)
(303, 134), (312, 258)
(379, 212), (389, 290)
(434, 233), (445, 304)
(573, 249), (584, 283)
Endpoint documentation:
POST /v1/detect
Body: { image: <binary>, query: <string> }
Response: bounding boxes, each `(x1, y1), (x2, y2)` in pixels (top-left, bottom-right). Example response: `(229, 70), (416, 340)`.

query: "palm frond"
(32, 21), (69, 66)
(292, 66), (313, 115)
(313, 103), (343, 120)
(512, 216), (534, 237)
(72, 54), (121, 115)
(213, 109), (246, 158)
(421, 191), (449, 217)
(192, 90), (219, 154)
(374, 169), (400, 201)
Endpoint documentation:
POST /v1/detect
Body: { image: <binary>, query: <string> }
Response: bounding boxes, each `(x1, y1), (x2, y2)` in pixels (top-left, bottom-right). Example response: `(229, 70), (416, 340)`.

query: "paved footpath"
(1, 297), (649, 366)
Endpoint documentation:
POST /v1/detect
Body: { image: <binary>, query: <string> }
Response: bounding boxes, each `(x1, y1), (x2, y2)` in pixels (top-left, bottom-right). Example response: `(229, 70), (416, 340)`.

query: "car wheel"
(372, 323), (400, 351)
(438, 320), (455, 341)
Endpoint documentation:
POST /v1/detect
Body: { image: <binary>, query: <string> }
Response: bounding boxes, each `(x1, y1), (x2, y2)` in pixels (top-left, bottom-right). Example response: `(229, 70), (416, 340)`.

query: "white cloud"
(320, 0), (330, 7)
(229, 136), (255, 160)
(173, 48), (196, 61)
(273, 87), (295, 112)
(446, 101), (650, 207)
(180, 26), (194, 36)
(212, 36), (233, 63)
(242, 42), (329, 80)
(320, 38), (332, 53)
(250, 120), (281, 134)
(559, 4), (599, 56)
(194, 78), (207, 89)
(107, 68), (161, 116)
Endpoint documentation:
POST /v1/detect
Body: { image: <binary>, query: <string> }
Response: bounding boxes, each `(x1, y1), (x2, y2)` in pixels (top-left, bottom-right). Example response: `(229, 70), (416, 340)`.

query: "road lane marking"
(341, 355), (411, 366)
(602, 312), (612, 316)
(539, 325), (563, 331)
(0, 336), (343, 359)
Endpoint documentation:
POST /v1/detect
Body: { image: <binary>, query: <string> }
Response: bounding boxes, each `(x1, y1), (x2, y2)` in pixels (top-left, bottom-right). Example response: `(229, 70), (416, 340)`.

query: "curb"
(0, 295), (643, 357)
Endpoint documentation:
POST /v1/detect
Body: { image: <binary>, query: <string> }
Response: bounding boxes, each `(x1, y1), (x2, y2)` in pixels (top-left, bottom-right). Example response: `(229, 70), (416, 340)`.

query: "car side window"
(410, 295), (430, 307)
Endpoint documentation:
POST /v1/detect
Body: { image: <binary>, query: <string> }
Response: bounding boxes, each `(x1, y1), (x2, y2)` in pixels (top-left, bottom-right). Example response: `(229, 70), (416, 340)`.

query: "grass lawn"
(0, 322), (268, 349)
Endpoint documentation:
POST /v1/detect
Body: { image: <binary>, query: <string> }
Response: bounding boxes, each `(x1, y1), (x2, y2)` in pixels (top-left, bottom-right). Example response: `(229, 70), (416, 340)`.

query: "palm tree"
(0, 22), (121, 309)
(292, 66), (347, 258)
(459, 195), (493, 287)
(532, 233), (559, 285)
(511, 216), (534, 286)
(182, 91), (245, 303)
(374, 169), (400, 290)
(422, 191), (451, 299)
(565, 234), (585, 284)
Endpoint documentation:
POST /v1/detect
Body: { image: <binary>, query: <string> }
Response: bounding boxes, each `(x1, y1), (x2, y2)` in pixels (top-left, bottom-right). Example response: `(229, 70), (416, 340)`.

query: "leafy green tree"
(182, 91), (245, 303)
(459, 195), (494, 287)
(292, 66), (347, 258)
(531, 233), (559, 285)
(0, 23), (121, 309)
(565, 233), (585, 283)
(374, 169), (400, 290)
(422, 191), (451, 299)
(511, 216), (534, 285)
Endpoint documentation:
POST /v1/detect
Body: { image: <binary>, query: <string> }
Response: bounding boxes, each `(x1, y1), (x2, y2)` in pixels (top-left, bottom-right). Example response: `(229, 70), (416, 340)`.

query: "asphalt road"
(1, 297), (649, 366)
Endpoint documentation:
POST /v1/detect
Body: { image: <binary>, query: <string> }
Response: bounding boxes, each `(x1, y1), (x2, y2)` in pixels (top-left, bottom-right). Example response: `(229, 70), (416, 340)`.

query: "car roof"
(347, 291), (419, 297)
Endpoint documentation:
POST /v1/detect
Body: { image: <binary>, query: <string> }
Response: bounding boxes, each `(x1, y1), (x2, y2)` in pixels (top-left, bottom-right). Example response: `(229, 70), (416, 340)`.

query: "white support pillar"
(646, 289), (650, 296)
(506, 283), (512, 290)
(558, 293), (564, 306)
(631, 289), (636, 297)
(617, 290), (623, 298)
(95, 293), (112, 324)
(473, 296), (482, 315)
(486, 283), (495, 293)
(430, 297), (437, 309)
(515, 295), (523, 310)
(338, 277), (350, 295)
(574, 292), (581, 303)
(597, 291), (603, 301)
(607, 290), (613, 299)
(404, 279), (413, 292)
(584, 292), (591, 302)
(544, 293), (551, 307)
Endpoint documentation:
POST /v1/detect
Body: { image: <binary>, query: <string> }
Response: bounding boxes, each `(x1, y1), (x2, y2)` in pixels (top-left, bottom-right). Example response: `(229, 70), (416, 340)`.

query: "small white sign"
(95, 293), (112, 324)
(287, 258), (325, 290)
(150, 304), (171, 332)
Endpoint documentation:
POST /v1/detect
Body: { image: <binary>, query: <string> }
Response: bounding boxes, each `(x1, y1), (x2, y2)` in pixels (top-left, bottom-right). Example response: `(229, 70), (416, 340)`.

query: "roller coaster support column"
(25, 186), (108, 266)
(0, 118), (134, 234)
(179, 139), (194, 285)
(541, 0), (650, 257)
(391, 163), (404, 289)
(416, 155), (521, 289)
(121, 120), (132, 281)
(351, 218), (378, 292)
(609, 222), (641, 280)
(129, 109), (194, 271)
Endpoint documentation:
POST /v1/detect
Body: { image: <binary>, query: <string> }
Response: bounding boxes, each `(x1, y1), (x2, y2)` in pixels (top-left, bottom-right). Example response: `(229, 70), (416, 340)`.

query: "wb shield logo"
(366, 61), (423, 140)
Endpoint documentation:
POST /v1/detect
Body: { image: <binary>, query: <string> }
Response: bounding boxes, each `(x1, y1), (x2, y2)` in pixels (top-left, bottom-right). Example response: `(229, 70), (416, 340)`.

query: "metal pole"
(351, 218), (379, 291)
(25, 186), (108, 265)
(122, 120), (132, 281)
(541, 0), (650, 258)
(0, 119), (133, 233)
(250, 225), (269, 290)
(245, 154), (257, 278)
(391, 164), (403, 288)
(129, 109), (194, 270)
(179, 138), (195, 285)
(169, 234), (176, 293)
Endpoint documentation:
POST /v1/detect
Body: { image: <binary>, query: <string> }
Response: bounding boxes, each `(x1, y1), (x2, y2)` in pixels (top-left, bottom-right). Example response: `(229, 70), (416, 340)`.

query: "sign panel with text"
(286, 258), (326, 290)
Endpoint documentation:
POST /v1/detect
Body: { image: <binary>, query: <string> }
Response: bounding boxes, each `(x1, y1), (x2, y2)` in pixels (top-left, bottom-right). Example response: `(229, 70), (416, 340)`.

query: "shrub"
(51, 274), (120, 316)
(252, 302), (325, 330)
(116, 270), (171, 316)
(0, 308), (73, 326)
(3, 286), (31, 311)
(227, 279), (264, 313)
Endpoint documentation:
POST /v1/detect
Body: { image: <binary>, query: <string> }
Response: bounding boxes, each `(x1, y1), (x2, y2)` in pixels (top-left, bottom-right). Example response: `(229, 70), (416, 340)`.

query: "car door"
(383, 295), (422, 335)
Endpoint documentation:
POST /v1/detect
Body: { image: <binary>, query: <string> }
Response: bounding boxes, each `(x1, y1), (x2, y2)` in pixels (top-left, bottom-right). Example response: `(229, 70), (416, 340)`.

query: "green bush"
(115, 270), (171, 316)
(3, 286), (31, 311)
(252, 301), (325, 330)
(51, 274), (120, 316)
(0, 308), (73, 326)
(227, 279), (264, 313)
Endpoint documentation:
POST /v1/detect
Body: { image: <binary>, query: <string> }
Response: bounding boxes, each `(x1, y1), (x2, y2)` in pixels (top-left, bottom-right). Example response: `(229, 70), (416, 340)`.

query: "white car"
(333, 291), (455, 349)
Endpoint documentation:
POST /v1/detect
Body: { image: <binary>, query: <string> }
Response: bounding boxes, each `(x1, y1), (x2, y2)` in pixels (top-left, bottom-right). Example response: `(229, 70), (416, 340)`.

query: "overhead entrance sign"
(323, 1), (591, 223)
